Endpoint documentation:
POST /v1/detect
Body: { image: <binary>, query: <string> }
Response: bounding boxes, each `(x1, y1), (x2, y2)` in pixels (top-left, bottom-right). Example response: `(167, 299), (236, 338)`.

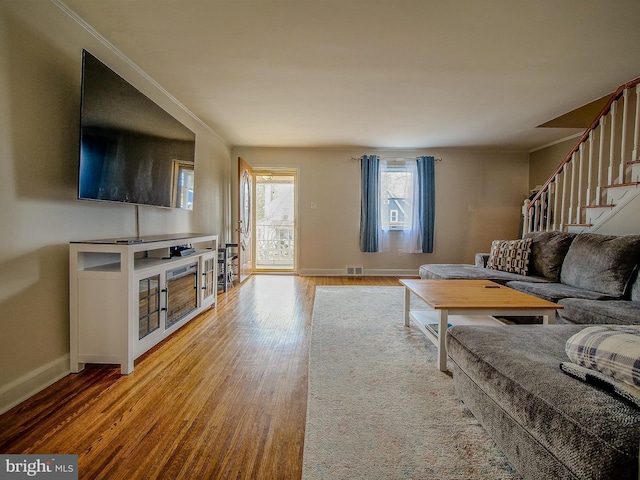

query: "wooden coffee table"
(400, 279), (562, 372)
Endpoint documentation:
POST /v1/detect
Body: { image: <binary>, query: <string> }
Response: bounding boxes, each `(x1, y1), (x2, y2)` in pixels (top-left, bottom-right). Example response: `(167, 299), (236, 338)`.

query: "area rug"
(302, 286), (522, 480)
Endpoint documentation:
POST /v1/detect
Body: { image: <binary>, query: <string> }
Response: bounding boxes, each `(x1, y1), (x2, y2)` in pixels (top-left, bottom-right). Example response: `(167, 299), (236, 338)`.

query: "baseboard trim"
(0, 355), (70, 415)
(298, 268), (418, 277)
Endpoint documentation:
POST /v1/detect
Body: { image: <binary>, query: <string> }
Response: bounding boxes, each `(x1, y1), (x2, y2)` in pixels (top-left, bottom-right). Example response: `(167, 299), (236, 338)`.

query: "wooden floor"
(0, 275), (403, 480)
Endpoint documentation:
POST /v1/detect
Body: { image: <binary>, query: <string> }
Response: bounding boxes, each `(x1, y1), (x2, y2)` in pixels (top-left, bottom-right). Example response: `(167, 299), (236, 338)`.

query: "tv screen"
(78, 50), (196, 208)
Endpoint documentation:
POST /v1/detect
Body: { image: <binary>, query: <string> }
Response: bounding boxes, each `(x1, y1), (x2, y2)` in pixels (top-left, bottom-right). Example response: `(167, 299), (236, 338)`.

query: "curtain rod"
(350, 156), (442, 161)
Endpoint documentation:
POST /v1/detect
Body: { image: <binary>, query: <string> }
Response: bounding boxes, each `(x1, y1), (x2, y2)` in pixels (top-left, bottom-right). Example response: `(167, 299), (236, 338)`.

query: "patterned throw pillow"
(486, 238), (532, 275)
(562, 325), (640, 407)
(565, 325), (640, 387)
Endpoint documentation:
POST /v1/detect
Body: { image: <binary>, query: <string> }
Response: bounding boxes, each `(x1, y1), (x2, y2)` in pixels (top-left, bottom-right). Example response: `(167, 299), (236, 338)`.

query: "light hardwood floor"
(0, 275), (404, 479)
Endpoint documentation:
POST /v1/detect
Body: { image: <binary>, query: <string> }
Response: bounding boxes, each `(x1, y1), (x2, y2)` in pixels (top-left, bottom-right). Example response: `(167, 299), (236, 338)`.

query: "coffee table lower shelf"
(409, 310), (504, 339)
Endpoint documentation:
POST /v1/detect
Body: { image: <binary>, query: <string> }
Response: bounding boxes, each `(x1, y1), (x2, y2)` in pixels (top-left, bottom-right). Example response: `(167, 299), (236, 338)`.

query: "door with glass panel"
(238, 157), (253, 283)
(254, 171), (296, 272)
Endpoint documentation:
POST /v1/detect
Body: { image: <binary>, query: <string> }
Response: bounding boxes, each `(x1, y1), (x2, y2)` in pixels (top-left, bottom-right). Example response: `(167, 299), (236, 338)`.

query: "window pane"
(380, 166), (413, 229)
(174, 163), (194, 210)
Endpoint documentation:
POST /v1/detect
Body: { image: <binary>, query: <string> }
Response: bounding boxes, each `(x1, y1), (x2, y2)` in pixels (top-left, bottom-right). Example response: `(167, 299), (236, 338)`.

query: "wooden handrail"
(528, 76), (640, 210)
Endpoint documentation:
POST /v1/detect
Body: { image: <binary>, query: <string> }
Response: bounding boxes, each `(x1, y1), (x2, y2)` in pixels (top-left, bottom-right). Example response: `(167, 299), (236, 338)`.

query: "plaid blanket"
(561, 325), (640, 408)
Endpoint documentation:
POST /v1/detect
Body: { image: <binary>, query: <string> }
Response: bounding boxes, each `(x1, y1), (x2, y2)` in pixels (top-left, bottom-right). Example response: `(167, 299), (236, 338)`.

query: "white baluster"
(586, 132), (594, 207)
(608, 102), (617, 185)
(576, 144), (584, 224)
(560, 164), (568, 231)
(545, 184), (552, 231)
(539, 194), (546, 232)
(568, 153), (576, 225)
(620, 89), (629, 182)
(552, 177), (559, 231)
(522, 200), (529, 237)
(560, 164), (567, 231)
(597, 116), (606, 205)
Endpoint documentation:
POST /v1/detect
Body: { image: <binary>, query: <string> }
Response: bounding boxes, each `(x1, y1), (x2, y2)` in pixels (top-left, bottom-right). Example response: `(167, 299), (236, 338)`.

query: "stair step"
(583, 204), (615, 225)
(583, 204), (615, 209)
(603, 181), (640, 188)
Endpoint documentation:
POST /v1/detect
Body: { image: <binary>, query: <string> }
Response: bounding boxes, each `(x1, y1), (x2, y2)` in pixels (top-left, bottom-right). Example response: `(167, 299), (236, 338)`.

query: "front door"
(237, 157), (253, 283)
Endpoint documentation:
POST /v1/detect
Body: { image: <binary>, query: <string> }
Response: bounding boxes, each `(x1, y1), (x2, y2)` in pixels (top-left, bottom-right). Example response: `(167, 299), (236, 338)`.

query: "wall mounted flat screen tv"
(78, 50), (196, 208)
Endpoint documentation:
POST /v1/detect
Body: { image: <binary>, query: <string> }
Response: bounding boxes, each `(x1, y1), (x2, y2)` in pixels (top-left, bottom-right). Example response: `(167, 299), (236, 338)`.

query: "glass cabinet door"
(201, 253), (217, 303)
(139, 275), (160, 340)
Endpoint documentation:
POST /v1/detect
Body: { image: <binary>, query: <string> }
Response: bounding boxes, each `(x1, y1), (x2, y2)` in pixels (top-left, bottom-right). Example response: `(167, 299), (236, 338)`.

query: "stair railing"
(523, 76), (640, 235)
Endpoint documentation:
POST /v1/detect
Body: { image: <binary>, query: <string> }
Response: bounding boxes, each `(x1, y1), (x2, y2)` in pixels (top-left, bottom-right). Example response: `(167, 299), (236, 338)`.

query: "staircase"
(523, 77), (640, 235)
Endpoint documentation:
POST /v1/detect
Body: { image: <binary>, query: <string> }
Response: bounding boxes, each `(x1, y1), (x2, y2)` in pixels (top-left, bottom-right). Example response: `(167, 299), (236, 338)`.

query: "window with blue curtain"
(359, 155), (435, 253)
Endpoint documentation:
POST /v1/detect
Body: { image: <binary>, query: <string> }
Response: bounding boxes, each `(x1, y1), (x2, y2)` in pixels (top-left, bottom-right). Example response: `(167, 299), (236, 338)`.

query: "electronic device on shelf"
(115, 238), (144, 244)
(170, 245), (196, 257)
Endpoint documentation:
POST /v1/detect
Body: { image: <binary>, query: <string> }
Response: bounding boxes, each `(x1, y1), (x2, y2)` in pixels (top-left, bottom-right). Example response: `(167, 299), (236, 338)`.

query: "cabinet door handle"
(161, 288), (168, 311)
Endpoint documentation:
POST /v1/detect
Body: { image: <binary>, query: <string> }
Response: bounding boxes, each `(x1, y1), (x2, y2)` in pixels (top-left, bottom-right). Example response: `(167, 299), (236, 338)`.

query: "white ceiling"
(61, 0), (640, 151)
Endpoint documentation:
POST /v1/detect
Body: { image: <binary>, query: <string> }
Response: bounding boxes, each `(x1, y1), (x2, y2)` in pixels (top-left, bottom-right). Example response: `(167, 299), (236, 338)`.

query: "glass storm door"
(254, 172), (296, 272)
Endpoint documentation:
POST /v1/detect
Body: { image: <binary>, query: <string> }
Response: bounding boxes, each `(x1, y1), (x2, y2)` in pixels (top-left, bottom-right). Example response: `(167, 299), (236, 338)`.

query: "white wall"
(0, 2), (230, 412)
(528, 135), (579, 191)
(232, 147), (529, 275)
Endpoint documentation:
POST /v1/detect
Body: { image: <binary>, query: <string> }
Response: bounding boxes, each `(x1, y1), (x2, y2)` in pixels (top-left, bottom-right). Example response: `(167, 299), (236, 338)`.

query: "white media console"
(69, 233), (218, 374)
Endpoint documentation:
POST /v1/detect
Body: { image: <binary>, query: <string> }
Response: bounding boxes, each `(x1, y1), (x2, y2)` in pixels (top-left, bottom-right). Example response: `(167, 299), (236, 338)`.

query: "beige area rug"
(302, 286), (522, 480)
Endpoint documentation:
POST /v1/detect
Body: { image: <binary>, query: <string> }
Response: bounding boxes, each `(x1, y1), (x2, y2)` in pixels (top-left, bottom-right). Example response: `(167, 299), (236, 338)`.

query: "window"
(359, 155), (435, 254)
(172, 161), (194, 210)
(380, 161), (414, 230)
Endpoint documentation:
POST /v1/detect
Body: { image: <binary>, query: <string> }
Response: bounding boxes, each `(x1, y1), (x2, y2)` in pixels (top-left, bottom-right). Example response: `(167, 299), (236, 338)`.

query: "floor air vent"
(346, 266), (364, 276)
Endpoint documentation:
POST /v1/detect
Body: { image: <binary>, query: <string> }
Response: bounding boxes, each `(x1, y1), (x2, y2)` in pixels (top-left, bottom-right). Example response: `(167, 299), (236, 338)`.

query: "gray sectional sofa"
(446, 324), (640, 479)
(420, 231), (640, 324)
(420, 232), (640, 479)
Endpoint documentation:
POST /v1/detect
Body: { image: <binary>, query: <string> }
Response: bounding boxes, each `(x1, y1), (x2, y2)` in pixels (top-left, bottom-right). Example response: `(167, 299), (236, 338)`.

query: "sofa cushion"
(487, 238), (532, 275)
(506, 280), (617, 303)
(446, 324), (640, 479)
(560, 233), (640, 298)
(557, 297), (640, 325)
(419, 264), (549, 285)
(524, 231), (575, 282)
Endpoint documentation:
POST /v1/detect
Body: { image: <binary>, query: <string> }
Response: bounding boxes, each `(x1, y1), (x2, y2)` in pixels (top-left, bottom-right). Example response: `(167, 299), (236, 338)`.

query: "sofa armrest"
(475, 253), (490, 268)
